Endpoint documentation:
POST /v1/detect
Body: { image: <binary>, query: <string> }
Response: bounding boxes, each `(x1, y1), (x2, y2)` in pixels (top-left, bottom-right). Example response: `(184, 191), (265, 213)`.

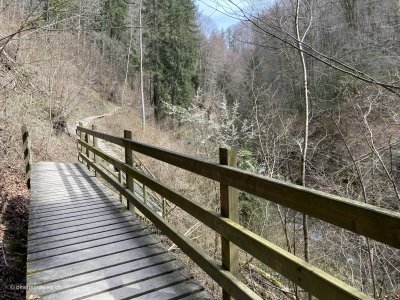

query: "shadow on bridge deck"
(27, 162), (211, 300)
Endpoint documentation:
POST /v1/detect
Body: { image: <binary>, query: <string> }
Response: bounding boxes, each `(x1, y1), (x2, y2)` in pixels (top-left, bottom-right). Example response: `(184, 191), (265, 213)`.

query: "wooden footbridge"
(22, 125), (400, 300)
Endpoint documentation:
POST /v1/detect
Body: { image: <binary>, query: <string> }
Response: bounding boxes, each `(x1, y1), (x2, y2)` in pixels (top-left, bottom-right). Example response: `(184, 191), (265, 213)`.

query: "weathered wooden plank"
(29, 254), (176, 297)
(133, 282), (207, 300)
(28, 233), (159, 273)
(31, 192), (122, 205)
(30, 191), (115, 203)
(82, 272), (191, 300)
(32, 185), (113, 202)
(27, 162), (210, 300)
(31, 187), (110, 197)
(28, 223), (144, 253)
(29, 207), (127, 228)
(29, 201), (123, 220)
(179, 290), (214, 299)
(31, 180), (102, 188)
(78, 129), (400, 249)
(29, 206), (122, 222)
(28, 211), (132, 234)
(30, 194), (115, 211)
(28, 228), (148, 260)
(41, 262), (182, 299)
(28, 218), (136, 241)
(28, 221), (139, 246)
(32, 181), (112, 193)
(28, 245), (167, 285)
(30, 207), (126, 226)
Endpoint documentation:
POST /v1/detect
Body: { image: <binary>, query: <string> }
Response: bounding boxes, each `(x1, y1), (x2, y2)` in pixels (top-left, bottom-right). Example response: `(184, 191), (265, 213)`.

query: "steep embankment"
(0, 17), (127, 299)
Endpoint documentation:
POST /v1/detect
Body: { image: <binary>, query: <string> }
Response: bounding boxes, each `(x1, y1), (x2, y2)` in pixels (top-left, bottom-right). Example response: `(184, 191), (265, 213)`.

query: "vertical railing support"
(143, 184), (147, 205)
(21, 125), (32, 189)
(118, 170), (123, 203)
(124, 130), (135, 216)
(219, 148), (239, 300)
(92, 124), (99, 177)
(78, 122), (84, 163)
(162, 198), (166, 218)
(84, 133), (90, 170)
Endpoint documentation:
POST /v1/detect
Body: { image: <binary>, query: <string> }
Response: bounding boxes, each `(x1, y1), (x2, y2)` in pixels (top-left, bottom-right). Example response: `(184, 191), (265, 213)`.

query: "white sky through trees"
(196, 0), (273, 30)
(196, 0), (239, 29)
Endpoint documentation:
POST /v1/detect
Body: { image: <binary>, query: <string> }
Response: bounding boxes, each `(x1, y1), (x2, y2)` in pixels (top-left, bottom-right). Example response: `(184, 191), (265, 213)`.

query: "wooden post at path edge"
(124, 130), (135, 216)
(219, 148), (239, 300)
(21, 125), (32, 189)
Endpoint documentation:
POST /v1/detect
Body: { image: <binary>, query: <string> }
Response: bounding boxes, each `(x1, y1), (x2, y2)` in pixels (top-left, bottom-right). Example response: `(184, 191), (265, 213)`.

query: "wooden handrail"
(75, 126), (400, 300)
(79, 152), (261, 300)
(78, 126), (400, 249)
(78, 138), (372, 299)
(75, 126), (400, 299)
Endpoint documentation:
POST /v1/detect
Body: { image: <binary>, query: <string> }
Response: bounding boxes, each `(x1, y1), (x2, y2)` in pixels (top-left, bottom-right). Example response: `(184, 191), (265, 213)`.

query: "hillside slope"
(0, 13), (126, 299)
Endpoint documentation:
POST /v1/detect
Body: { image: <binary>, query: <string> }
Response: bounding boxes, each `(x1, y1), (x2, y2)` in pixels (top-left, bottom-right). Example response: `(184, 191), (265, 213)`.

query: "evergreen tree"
(100, 0), (128, 40)
(144, 0), (199, 119)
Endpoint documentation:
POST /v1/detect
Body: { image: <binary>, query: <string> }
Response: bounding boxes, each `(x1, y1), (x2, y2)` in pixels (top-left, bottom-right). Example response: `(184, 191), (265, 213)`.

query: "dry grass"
(0, 10), (124, 169)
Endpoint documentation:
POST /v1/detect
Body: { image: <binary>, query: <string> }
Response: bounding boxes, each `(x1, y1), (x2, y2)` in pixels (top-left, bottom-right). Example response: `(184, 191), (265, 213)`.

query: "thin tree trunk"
(122, 27), (134, 107)
(295, 0), (310, 298)
(139, 0), (146, 130)
(77, 0), (82, 55)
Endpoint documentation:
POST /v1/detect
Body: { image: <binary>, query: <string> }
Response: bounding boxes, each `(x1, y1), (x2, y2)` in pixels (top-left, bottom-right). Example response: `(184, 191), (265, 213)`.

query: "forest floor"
(0, 168), (30, 299)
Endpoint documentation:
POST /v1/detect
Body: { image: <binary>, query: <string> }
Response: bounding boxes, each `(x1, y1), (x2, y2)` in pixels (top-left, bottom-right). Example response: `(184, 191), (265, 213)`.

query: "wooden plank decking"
(27, 162), (211, 300)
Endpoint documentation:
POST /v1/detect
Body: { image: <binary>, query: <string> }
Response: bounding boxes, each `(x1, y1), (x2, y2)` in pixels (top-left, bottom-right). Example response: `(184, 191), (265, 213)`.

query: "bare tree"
(139, 0), (145, 130)
(294, 1), (311, 298)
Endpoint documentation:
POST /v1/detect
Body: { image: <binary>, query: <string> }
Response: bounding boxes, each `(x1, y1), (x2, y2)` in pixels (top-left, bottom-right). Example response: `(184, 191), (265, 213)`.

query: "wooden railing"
(22, 125), (32, 188)
(78, 123), (168, 217)
(77, 125), (400, 300)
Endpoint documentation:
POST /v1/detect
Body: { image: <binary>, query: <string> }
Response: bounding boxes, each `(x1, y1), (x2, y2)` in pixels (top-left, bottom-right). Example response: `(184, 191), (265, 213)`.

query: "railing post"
(78, 122), (84, 163)
(84, 133), (90, 170)
(21, 125), (32, 189)
(143, 184), (147, 205)
(118, 170), (123, 203)
(219, 148), (239, 300)
(124, 130), (135, 216)
(92, 124), (99, 177)
(162, 198), (166, 218)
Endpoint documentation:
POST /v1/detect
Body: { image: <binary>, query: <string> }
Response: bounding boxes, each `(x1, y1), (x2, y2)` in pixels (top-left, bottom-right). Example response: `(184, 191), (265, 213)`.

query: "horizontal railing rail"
(77, 125), (400, 300)
(78, 124), (167, 217)
(78, 126), (400, 249)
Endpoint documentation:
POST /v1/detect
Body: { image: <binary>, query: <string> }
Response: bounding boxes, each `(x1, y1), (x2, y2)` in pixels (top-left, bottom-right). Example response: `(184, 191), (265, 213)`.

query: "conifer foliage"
(144, 0), (199, 119)
(100, 0), (128, 40)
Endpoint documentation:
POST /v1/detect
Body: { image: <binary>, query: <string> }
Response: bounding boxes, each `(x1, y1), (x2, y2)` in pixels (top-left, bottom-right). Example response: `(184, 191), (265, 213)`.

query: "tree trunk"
(295, 0), (310, 298)
(139, 0), (146, 130)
